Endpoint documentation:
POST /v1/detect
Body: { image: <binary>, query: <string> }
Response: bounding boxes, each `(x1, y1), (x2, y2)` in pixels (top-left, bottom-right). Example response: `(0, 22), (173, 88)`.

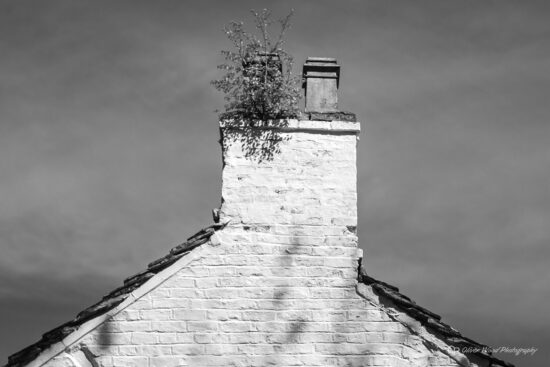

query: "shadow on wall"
(96, 320), (113, 351)
(221, 118), (290, 163)
(269, 221), (404, 366)
(280, 218), (314, 346)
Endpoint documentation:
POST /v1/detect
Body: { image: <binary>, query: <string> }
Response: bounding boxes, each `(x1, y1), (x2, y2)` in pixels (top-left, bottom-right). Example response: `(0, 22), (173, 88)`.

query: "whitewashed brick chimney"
(219, 57), (360, 240)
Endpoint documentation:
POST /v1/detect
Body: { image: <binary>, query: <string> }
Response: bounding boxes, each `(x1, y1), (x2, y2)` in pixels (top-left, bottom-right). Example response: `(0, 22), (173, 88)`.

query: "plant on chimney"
(212, 9), (301, 123)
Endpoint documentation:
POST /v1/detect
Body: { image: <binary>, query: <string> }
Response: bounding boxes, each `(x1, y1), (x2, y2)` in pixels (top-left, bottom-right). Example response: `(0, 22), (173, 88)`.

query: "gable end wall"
(39, 230), (472, 367)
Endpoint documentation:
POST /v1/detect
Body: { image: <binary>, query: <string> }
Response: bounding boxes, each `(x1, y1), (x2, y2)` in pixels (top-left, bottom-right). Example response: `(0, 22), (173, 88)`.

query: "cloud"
(1, 1), (549, 366)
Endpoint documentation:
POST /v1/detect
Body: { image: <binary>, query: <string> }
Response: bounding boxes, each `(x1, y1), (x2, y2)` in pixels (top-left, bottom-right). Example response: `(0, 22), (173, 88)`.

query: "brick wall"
(39, 120), (468, 367)
(219, 119), (359, 229)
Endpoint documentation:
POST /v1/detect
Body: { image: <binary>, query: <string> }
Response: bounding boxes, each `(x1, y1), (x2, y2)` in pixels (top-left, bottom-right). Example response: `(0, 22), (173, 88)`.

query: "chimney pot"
(302, 57), (340, 113)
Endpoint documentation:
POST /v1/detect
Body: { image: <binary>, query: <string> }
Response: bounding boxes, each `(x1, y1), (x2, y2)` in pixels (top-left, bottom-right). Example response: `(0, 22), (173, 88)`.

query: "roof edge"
(357, 259), (514, 367)
(5, 223), (226, 367)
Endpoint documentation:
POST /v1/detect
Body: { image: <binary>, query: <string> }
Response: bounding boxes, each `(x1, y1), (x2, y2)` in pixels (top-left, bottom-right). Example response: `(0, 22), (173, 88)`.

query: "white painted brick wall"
(41, 120), (472, 367)
(44, 233), (466, 367)
(219, 120), (359, 230)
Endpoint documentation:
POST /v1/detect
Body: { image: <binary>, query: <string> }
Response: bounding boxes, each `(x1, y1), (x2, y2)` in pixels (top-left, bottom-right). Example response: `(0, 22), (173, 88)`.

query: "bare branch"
(274, 9), (294, 51)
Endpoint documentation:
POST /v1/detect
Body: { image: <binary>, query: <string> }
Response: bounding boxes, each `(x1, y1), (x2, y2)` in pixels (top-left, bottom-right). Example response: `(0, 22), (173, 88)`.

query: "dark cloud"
(1, 1), (549, 366)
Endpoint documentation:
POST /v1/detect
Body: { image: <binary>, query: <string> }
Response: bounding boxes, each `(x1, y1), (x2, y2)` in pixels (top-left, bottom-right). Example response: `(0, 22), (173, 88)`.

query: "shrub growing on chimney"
(212, 9), (301, 123)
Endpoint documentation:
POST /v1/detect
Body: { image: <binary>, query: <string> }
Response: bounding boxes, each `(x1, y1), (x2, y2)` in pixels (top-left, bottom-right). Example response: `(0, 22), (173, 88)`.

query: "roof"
(357, 260), (514, 367)
(6, 224), (512, 367)
(5, 223), (225, 367)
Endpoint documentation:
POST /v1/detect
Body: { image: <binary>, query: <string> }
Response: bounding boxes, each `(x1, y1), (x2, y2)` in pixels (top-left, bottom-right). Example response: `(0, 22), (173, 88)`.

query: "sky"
(0, 1), (549, 365)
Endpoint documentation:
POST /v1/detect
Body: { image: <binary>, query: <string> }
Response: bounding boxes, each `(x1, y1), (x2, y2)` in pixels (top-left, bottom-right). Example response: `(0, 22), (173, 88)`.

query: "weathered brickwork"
(42, 227), (465, 367)
(33, 120), (475, 367)
(219, 119), (359, 229)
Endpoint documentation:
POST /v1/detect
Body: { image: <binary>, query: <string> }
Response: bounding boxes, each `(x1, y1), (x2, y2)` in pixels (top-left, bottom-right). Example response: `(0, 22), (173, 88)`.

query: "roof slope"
(5, 223), (225, 367)
(358, 260), (514, 367)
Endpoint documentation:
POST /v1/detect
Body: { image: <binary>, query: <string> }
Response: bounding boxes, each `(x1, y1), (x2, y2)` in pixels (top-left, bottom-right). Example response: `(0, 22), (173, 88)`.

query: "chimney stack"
(218, 57), (359, 236)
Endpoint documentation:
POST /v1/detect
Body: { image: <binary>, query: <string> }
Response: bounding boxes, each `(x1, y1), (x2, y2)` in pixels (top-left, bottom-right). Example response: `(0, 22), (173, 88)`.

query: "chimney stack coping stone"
(219, 118), (359, 133)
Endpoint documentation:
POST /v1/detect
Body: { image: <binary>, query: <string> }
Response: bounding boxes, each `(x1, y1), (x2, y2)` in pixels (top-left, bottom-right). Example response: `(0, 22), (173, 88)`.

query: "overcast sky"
(1, 1), (549, 366)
